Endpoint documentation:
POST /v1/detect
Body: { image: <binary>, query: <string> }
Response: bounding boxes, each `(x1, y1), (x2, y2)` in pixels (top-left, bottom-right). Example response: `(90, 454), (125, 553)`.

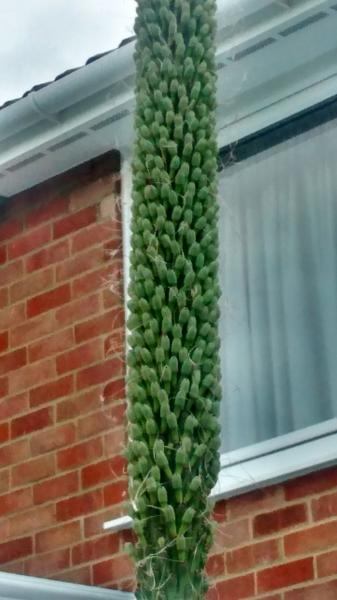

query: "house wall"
(0, 154), (337, 597)
(0, 153), (134, 591)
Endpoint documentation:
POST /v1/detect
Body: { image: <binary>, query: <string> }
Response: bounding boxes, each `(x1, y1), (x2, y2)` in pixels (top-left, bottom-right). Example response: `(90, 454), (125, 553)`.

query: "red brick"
(206, 553), (225, 578)
(0, 537), (33, 563)
(93, 554), (134, 585)
(72, 533), (119, 566)
(0, 219), (22, 242)
(0, 245), (6, 264)
(53, 207), (96, 239)
(227, 539), (279, 574)
(254, 596), (281, 600)
(0, 438), (29, 467)
(207, 574), (254, 600)
(112, 579), (136, 593)
(57, 437), (103, 470)
(103, 480), (128, 506)
(27, 284), (71, 318)
(316, 548), (337, 577)
(0, 488), (32, 517)
(56, 387), (103, 421)
(0, 376), (8, 397)
(213, 500), (227, 523)
(56, 340), (103, 375)
(10, 267), (54, 303)
(284, 520), (337, 556)
(72, 221), (118, 253)
(12, 454), (55, 486)
(26, 197), (69, 229)
(0, 347), (26, 375)
(31, 423), (76, 455)
(103, 378), (125, 402)
(29, 328), (74, 363)
(0, 302), (26, 333)
(104, 428), (126, 457)
(0, 260), (23, 286)
(285, 466), (337, 500)
(9, 358), (56, 394)
(0, 469), (9, 493)
(26, 239), (69, 273)
(51, 565), (91, 585)
(285, 581), (337, 599)
(51, 566), (91, 585)
(312, 489), (337, 521)
(0, 287), (8, 308)
(69, 174), (117, 213)
(82, 456), (126, 488)
(0, 422), (9, 443)
(56, 489), (103, 521)
(1, 561), (25, 575)
(257, 558), (314, 593)
(11, 406), (53, 438)
(30, 375), (73, 407)
(76, 358), (123, 390)
(56, 247), (104, 282)
(8, 224), (51, 259)
(36, 521), (82, 552)
(212, 519), (251, 553)
(11, 312), (56, 347)
(8, 505), (56, 538)
(56, 293), (100, 327)
(254, 504), (307, 536)
(0, 331), (8, 353)
(103, 286), (123, 310)
(25, 548), (70, 578)
(105, 329), (124, 357)
(227, 486), (284, 520)
(72, 265), (114, 299)
(34, 472), (79, 505)
(75, 308), (123, 343)
(78, 403), (126, 439)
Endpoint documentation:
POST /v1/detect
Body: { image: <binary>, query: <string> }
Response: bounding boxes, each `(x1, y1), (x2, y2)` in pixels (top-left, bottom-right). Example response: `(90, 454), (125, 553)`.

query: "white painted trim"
(104, 423), (337, 531)
(213, 430), (337, 500)
(104, 515), (133, 533)
(0, 572), (134, 600)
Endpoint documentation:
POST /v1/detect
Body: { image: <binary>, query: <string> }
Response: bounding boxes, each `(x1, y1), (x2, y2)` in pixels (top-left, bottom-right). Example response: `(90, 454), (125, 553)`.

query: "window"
(219, 99), (337, 454)
(212, 97), (337, 499)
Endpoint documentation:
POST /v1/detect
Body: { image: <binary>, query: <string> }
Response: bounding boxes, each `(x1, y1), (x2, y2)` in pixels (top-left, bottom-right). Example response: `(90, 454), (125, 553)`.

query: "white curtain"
(219, 118), (337, 452)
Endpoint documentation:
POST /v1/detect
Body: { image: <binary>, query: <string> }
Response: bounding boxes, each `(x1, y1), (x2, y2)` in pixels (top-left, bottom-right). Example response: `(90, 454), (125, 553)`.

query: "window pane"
(219, 115), (337, 452)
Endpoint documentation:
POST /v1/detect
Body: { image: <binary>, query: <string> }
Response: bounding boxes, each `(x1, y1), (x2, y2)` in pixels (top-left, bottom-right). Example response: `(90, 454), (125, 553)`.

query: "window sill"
(104, 420), (337, 533)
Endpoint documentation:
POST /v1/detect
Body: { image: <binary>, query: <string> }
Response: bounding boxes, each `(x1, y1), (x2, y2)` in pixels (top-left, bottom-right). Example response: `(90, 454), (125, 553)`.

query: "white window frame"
(104, 0), (337, 533)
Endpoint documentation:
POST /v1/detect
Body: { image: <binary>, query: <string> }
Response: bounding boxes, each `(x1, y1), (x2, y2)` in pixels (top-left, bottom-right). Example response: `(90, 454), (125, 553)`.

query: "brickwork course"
(1, 153), (337, 597)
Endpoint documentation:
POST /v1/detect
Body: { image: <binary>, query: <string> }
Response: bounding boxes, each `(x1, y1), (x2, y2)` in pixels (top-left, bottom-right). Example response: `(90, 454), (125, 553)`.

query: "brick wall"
(0, 152), (134, 591)
(207, 466), (337, 599)
(1, 153), (337, 597)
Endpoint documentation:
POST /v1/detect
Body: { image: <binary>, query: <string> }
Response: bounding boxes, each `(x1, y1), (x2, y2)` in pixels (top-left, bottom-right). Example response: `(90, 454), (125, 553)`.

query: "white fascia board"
(0, 572), (135, 600)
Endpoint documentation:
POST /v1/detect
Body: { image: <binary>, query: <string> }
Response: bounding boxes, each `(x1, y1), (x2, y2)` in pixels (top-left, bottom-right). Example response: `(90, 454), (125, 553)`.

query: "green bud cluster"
(128, 1), (221, 598)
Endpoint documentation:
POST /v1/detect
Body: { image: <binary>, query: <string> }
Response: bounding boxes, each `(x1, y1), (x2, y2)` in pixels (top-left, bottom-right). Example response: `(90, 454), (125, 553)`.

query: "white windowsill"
(104, 420), (337, 532)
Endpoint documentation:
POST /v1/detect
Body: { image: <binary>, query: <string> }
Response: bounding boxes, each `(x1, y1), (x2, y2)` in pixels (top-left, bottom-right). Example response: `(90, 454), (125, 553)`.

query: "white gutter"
(0, 572), (135, 600)
(0, 41), (135, 143)
(0, 0), (275, 144)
